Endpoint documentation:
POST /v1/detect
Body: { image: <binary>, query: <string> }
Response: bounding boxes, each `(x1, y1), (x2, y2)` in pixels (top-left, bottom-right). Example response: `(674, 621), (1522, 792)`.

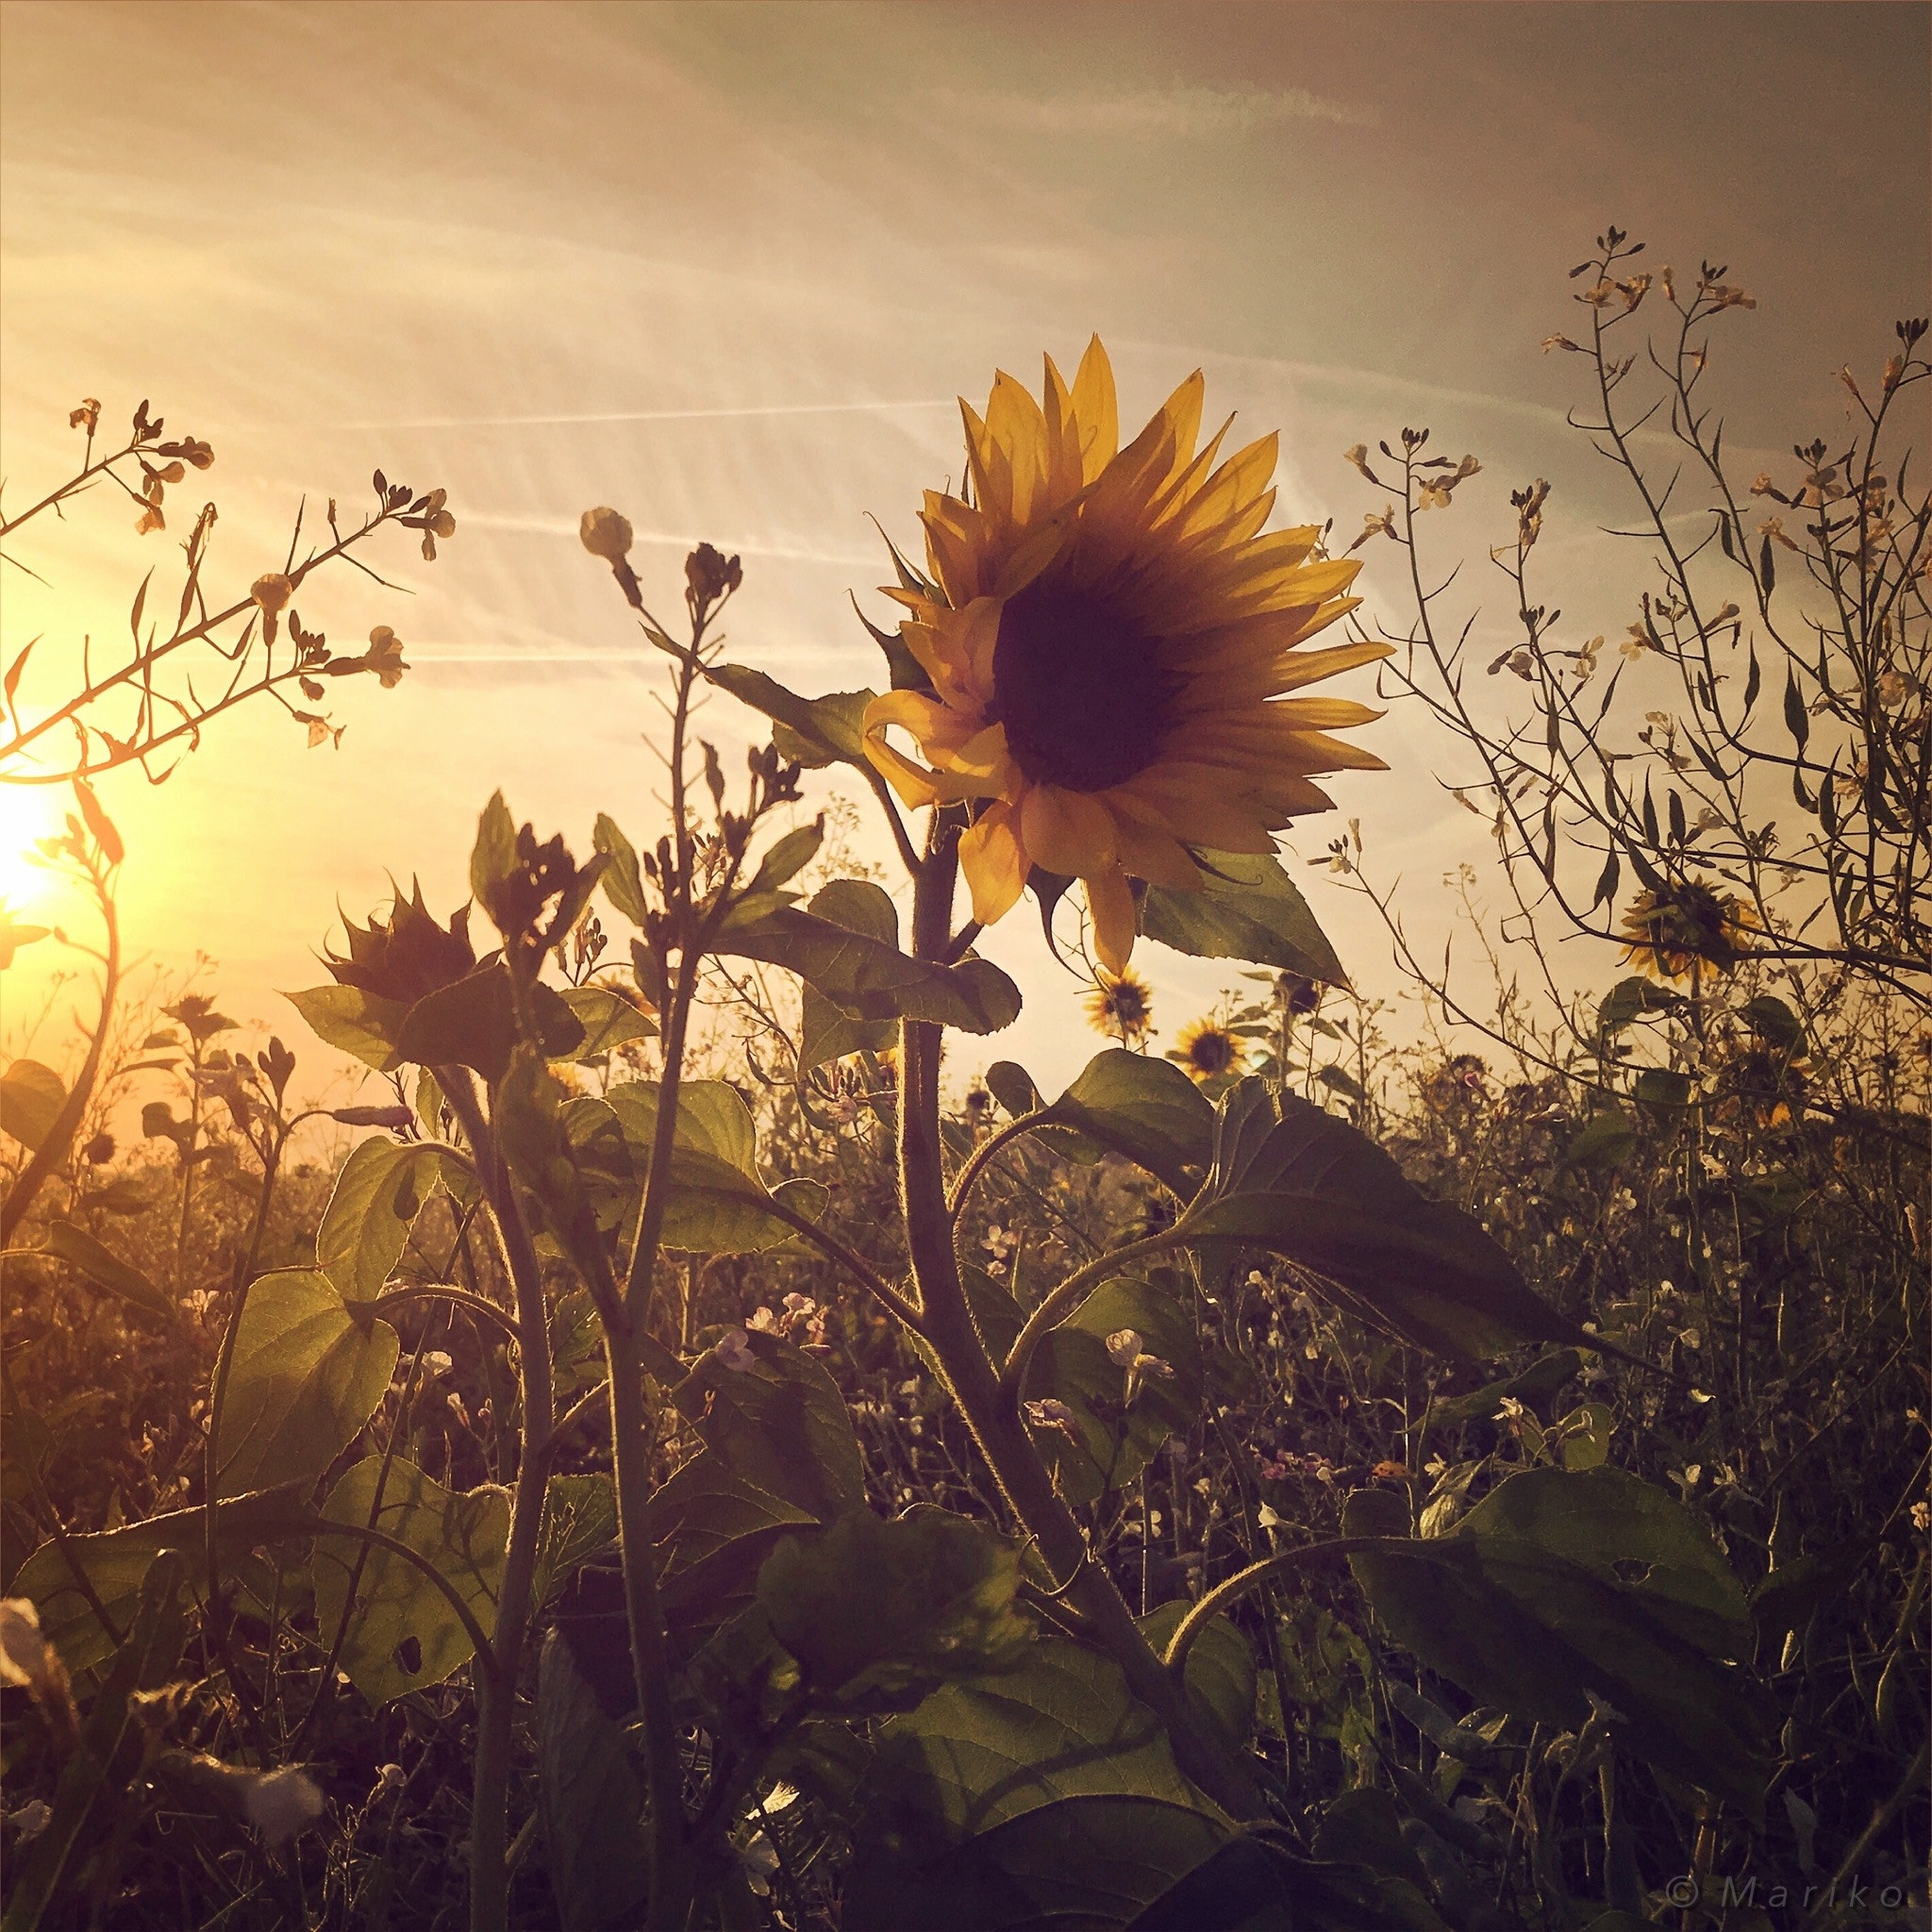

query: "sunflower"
(1617, 878), (1759, 983)
(1171, 1015), (1245, 1084)
(863, 339), (1390, 971)
(1084, 966), (1155, 1047)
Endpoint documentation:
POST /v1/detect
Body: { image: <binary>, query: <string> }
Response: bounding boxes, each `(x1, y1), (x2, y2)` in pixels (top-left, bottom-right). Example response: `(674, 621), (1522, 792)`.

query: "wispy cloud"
(458, 512), (880, 572)
(922, 83), (1376, 138)
(331, 399), (956, 433)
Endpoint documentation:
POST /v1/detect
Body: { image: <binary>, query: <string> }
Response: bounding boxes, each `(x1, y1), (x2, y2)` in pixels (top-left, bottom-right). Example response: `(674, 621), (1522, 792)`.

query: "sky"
(1, 0), (1926, 1106)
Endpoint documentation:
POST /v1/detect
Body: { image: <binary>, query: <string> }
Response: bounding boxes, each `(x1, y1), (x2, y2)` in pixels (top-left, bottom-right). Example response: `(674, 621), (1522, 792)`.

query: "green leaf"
(534, 1474), (618, 1608)
(744, 818), (824, 897)
(1141, 849), (1346, 983)
(705, 661), (875, 769)
(716, 891), (1021, 1035)
(283, 985), (410, 1074)
(1634, 1067), (1694, 1109)
(984, 1061), (1042, 1119)
(41, 1221), (171, 1320)
(469, 789), (518, 916)
(9, 1483), (321, 1680)
(214, 1269), (399, 1498)
(538, 1630), (650, 1932)
(316, 1139), (443, 1302)
(395, 964), (584, 1082)
(860, 1637), (1207, 1840)
(1344, 1467), (1774, 1810)
(1423, 1349), (1585, 1427)
(1137, 1603), (1256, 1754)
(0, 1548), (189, 1927)
(758, 1508), (1031, 1712)
(845, 1793), (1234, 1932)
(1596, 976), (1670, 1037)
(313, 1456), (508, 1706)
(646, 1452), (820, 1627)
(591, 813), (648, 928)
(558, 985), (658, 1058)
(1041, 1050), (1214, 1198)
(1179, 1082), (1592, 1359)
(1025, 1277), (1203, 1504)
(792, 880), (903, 1070)
(1741, 994), (1805, 1053)
(604, 1078), (809, 1253)
(0, 1058), (66, 1152)
(1561, 1108), (1634, 1173)
(675, 1329), (865, 1523)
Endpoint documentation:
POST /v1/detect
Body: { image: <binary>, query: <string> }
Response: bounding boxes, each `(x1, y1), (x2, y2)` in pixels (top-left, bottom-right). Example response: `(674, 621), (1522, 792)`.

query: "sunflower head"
(1084, 966), (1155, 1047)
(864, 339), (1391, 972)
(1170, 1015), (1245, 1085)
(1617, 878), (1759, 983)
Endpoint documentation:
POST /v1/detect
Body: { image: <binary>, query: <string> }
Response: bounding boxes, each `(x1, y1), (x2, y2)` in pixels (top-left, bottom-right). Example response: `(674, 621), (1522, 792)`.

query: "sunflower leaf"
(704, 662), (874, 770)
(1039, 1050), (1212, 1197)
(715, 894), (1021, 1035)
(1175, 1079), (1601, 1359)
(1139, 851), (1346, 985)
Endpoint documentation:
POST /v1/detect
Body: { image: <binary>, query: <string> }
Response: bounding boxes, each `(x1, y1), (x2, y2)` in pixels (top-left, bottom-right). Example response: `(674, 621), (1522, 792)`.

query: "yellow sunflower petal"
(1072, 336), (1119, 482)
(1021, 786), (1120, 875)
(1087, 866), (1138, 974)
(1109, 810), (1202, 890)
(960, 800), (1030, 925)
(986, 371), (1051, 526)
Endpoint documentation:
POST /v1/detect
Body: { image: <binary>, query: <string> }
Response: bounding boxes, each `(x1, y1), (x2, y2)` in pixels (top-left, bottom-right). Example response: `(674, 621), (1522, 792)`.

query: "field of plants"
(0, 233), (1926, 1931)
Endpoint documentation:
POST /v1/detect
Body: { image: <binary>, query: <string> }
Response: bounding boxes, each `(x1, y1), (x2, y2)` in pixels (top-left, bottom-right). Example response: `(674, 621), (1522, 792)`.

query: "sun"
(0, 787), (65, 913)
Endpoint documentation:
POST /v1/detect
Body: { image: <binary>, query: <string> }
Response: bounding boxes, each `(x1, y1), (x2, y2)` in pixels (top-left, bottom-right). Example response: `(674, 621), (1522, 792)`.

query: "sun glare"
(0, 786), (64, 912)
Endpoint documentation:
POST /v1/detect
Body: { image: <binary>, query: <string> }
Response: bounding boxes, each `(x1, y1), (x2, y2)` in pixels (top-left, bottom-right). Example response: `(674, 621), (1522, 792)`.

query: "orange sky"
(2, 1), (1926, 1101)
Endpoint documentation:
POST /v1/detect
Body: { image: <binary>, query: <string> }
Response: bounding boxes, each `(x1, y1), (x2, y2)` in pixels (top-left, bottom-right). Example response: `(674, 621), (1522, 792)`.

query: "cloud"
(923, 83), (1376, 138)
(328, 399), (957, 433)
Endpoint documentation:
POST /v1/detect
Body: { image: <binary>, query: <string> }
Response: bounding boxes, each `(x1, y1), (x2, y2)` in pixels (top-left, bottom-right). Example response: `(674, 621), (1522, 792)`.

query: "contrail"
(332, 398), (958, 432)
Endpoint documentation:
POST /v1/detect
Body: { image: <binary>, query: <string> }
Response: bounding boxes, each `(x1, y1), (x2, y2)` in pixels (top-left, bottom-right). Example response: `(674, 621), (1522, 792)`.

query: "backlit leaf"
(214, 1269), (398, 1497)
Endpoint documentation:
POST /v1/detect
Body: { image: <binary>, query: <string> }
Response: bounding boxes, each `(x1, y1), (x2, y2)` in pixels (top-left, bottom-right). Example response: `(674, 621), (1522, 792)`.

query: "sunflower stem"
(895, 838), (1261, 1820)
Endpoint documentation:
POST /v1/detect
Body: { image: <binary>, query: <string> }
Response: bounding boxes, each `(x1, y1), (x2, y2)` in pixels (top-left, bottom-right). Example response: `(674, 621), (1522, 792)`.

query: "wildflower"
(1911, 1501), (1929, 1532)
(4, 1800), (51, 1840)
(746, 1307), (781, 1333)
(1492, 1395), (1526, 1423)
(377, 1762), (408, 1791)
(1346, 505), (1398, 553)
(1541, 333), (1584, 354)
(1342, 442), (1382, 481)
(1023, 1397), (1082, 1446)
(578, 506), (633, 561)
(1106, 1327), (1144, 1368)
(420, 1351), (454, 1378)
(251, 572), (294, 644)
(862, 339), (1388, 973)
(1759, 516), (1799, 551)
(1169, 1016), (1244, 1084)
(0, 1600), (73, 1743)
(1084, 965), (1155, 1048)
(69, 397), (101, 434)
(1617, 878), (1759, 982)
(581, 505), (643, 608)
(1878, 669), (1909, 708)
(243, 1767), (325, 1846)
(714, 1328), (756, 1374)
(1256, 1503), (1285, 1531)
(982, 1224), (1019, 1273)
(685, 541), (743, 611)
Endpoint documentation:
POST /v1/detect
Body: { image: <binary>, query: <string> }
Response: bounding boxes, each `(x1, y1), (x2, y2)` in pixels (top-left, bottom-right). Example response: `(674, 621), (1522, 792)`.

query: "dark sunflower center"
(991, 580), (1173, 791)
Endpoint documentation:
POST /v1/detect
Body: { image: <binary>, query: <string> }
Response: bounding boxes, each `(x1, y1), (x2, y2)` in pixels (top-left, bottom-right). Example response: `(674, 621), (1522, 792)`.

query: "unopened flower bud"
(579, 507), (634, 561)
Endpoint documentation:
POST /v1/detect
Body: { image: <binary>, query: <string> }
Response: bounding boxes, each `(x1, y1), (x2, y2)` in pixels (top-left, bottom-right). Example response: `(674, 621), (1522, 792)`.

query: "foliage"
(0, 255), (1924, 1932)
